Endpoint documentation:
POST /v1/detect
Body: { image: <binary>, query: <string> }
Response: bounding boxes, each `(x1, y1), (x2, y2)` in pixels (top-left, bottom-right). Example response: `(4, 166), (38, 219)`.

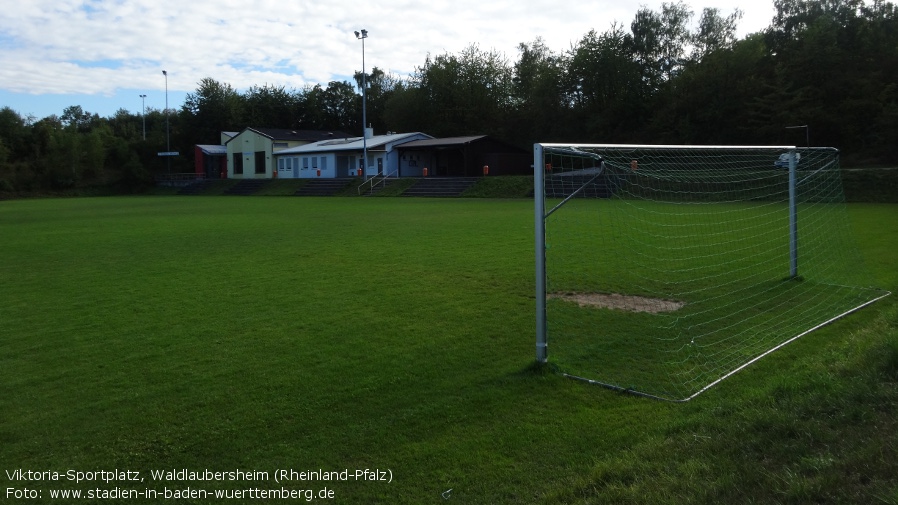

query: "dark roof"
(233, 128), (352, 143)
(398, 135), (488, 149)
(197, 144), (227, 155)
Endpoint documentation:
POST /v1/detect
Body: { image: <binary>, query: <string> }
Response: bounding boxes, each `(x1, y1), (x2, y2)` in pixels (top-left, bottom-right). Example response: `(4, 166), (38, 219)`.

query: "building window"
(233, 153), (243, 175)
(255, 151), (266, 174)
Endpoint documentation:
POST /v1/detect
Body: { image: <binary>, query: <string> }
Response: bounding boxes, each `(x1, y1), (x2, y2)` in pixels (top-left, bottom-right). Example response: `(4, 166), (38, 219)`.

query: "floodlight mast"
(355, 29), (368, 178)
(163, 70), (170, 179)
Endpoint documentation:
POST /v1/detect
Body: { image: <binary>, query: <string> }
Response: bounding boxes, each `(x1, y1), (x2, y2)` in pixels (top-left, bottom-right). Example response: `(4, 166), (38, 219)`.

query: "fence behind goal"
(533, 144), (889, 401)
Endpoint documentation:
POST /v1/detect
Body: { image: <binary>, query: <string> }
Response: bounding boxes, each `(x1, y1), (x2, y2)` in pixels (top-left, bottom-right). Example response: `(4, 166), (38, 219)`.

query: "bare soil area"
(549, 292), (685, 313)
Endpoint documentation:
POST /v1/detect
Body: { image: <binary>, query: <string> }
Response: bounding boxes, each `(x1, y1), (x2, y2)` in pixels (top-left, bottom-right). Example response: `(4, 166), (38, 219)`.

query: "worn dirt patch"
(549, 292), (685, 313)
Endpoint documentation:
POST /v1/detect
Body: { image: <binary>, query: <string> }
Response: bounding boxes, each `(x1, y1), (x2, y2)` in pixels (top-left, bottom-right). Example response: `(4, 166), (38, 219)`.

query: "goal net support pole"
(789, 150), (799, 278)
(534, 143), (548, 363)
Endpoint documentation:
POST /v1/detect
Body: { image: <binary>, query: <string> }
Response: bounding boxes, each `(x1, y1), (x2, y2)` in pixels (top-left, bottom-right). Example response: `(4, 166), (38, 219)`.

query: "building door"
(336, 156), (351, 177)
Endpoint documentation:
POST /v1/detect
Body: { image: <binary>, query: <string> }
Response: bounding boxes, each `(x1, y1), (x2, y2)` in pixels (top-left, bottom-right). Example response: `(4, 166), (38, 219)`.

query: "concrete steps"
(178, 180), (216, 195)
(225, 179), (270, 196)
(294, 178), (355, 196)
(402, 177), (479, 197)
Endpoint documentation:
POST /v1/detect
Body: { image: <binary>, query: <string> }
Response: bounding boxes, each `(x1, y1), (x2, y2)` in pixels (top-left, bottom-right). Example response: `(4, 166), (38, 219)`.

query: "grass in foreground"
(0, 197), (895, 504)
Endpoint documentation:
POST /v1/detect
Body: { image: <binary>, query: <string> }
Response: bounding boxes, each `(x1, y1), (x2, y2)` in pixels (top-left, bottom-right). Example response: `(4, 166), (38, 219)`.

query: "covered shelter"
(194, 144), (227, 179)
(395, 135), (531, 177)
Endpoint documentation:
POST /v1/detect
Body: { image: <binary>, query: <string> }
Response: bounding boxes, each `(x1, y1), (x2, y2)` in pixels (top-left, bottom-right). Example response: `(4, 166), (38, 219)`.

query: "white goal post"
(533, 143), (889, 401)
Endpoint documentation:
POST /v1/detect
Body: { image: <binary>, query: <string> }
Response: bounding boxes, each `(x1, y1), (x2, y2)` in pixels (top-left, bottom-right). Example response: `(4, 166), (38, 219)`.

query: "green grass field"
(544, 198), (888, 400)
(1, 196), (896, 504)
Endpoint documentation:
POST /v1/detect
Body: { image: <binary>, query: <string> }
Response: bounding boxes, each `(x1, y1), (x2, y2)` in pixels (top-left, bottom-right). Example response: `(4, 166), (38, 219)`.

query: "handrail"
(357, 170), (398, 195)
(357, 174), (378, 195)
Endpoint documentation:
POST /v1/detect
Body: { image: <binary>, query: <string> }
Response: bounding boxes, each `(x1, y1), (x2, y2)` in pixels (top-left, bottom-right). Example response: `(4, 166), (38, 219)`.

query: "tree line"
(1, 0), (896, 193)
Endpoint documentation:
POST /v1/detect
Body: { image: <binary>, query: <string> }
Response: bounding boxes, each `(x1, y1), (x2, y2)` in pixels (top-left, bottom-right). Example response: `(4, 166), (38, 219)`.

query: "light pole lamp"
(139, 94), (147, 140)
(354, 29), (368, 178)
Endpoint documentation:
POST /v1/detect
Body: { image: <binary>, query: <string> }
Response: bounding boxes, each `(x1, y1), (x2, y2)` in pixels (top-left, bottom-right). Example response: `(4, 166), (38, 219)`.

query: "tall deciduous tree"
(321, 81), (361, 133)
(353, 67), (400, 133)
(691, 7), (743, 60)
(244, 84), (298, 128)
(566, 26), (646, 141)
(511, 38), (568, 143)
(410, 44), (513, 137)
(182, 78), (243, 144)
(658, 1), (694, 79)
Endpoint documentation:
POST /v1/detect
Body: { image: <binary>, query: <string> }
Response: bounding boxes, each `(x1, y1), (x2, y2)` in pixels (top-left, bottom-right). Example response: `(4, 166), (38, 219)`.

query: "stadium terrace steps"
(178, 180), (217, 195)
(225, 179), (270, 196)
(293, 178), (355, 196)
(542, 174), (615, 199)
(402, 177), (479, 197)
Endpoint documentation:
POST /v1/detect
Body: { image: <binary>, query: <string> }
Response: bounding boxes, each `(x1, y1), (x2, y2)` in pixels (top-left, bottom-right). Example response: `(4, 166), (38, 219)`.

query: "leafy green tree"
(658, 1), (694, 79)
(510, 38), (569, 143)
(182, 78), (243, 144)
(321, 81), (361, 132)
(60, 105), (98, 132)
(294, 84), (328, 130)
(409, 44), (513, 137)
(383, 81), (430, 133)
(566, 26), (646, 141)
(691, 7), (743, 60)
(244, 84), (298, 128)
(0, 107), (31, 161)
(630, 6), (664, 91)
(108, 108), (142, 142)
(353, 67), (401, 133)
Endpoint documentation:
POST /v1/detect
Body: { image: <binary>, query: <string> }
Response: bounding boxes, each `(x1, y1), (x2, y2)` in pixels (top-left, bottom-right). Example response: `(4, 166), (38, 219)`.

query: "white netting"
(537, 144), (888, 400)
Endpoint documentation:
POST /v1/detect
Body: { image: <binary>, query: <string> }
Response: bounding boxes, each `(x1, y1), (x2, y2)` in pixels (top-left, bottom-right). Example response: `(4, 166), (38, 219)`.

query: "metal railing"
(357, 170), (398, 195)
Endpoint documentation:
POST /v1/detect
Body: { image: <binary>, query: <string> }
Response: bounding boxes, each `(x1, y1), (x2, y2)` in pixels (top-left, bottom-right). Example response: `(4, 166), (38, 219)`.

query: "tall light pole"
(139, 94), (147, 140)
(162, 70), (170, 179)
(354, 29), (368, 178)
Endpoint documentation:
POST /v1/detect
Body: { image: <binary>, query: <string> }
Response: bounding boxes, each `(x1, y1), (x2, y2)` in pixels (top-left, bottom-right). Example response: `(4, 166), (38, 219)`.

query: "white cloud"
(0, 0), (775, 116)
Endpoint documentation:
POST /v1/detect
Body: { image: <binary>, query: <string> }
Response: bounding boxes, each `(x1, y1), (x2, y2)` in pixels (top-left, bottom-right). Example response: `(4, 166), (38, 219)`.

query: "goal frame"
(532, 143), (887, 400)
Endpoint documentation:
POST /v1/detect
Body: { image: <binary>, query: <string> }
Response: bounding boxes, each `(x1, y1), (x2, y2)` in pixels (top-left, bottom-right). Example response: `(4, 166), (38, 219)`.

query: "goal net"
(534, 144), (889, 401)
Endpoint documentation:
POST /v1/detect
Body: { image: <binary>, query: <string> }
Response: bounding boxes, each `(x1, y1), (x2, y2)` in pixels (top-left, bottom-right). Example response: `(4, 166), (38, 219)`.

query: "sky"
(0, 0), (776, 121)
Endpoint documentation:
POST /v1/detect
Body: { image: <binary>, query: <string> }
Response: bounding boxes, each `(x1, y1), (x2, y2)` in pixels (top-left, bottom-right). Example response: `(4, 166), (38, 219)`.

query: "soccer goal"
(534, 143), (890, 401)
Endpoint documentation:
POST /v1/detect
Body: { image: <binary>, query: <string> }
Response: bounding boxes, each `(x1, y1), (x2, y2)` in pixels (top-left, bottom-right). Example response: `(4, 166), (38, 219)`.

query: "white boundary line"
(680, 290), (892, 402)
(566, 290), (892, 402)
